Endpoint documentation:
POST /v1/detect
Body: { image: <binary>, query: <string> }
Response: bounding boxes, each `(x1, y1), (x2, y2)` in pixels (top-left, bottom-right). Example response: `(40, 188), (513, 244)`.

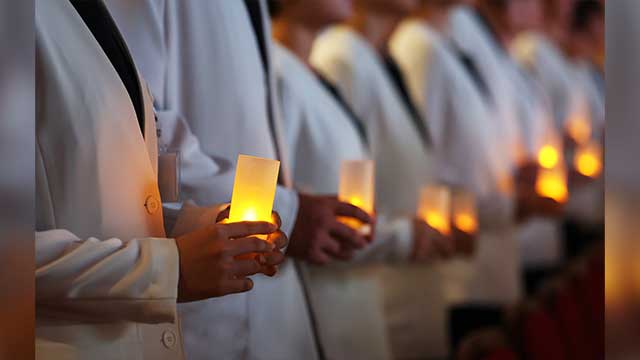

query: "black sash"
(315, 73), (370, 150)
(243, 0), (284, 182)
(70, 0), (145, 136)
(383, 54), (432, 149)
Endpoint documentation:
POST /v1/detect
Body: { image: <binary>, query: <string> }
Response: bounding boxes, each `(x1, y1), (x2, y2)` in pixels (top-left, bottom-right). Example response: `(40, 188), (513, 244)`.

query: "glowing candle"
(453, 191), (478, 234)
(574, 141), (602, 178)
(535, 165), (568, 203)
(229, 155), (280, 237)
(338, 160), (375, 231)
(538, 144), (561, 169)
(417, 184), (451, 235)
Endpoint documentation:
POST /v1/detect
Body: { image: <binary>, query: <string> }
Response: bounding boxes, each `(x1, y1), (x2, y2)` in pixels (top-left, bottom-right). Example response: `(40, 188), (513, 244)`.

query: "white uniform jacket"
(392, 18), (522, 308)
(36, 0), (182, 358)
(311, 26), (450, 359)
(274, 43), (392, 360)
(105, 1), (315, 359)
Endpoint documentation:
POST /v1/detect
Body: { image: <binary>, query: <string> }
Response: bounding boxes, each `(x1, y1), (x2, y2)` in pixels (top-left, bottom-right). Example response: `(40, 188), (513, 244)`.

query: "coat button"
(162, 330), (177, 349)
(145, 196), (160, 215)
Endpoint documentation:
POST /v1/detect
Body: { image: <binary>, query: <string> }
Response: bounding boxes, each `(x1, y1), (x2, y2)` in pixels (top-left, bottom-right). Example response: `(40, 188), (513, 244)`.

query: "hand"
(287, 194), (374, 265)
(175, 221), (278, 302)
(452, 227), (476, 257)
(411, 218), (454, 262)
(216, 208), (288, 277)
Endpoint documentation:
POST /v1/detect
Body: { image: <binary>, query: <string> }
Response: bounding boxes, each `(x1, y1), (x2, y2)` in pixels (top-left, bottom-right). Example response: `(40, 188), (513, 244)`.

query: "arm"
(36, 229), (179, 324)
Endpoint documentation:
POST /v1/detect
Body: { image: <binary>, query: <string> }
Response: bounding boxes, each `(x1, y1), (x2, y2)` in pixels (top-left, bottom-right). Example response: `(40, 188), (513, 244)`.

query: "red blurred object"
(521, 307), (567, 360)
(552, 287), (592, 360)
(483, 347), (518, 360)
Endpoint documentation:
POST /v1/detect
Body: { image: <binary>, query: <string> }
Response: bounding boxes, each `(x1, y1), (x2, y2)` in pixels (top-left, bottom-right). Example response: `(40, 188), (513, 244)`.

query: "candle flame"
(535, 169), (568, 203)
(574, 143), (602, 178)
(426, 211), (450, 235)
(455, 214), (478, 234)
(538, 145), (559, 169)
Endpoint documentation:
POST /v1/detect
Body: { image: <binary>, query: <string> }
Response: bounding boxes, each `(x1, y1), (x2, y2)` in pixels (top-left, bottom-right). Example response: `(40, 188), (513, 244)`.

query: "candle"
(535, 165), (568, 203)
(453, 191), (478, 234)
(574, 141), (602, 178)
(338, 160), (375, 231)
(417, 184), (451, 235)
(229, 155), (280, 238)
(537, 144), (561, 170)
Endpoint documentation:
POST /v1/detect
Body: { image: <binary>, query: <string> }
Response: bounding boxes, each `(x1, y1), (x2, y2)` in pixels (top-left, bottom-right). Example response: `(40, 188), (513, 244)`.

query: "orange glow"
(454, 214), (478, 234)
(535, 166), (568, 203)
(452, 190), (477, 234)
(417, 184), (451, 235)
(566, 115), (592, 145)
(574, 142), (603, 178)
(538, 145), (560, 169)
(229, 155), (280, 239)
(338, 160), (375, 233)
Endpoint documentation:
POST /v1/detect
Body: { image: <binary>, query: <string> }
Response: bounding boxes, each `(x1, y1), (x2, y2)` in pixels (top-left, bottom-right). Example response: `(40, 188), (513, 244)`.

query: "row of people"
(35, 0), (603, 359)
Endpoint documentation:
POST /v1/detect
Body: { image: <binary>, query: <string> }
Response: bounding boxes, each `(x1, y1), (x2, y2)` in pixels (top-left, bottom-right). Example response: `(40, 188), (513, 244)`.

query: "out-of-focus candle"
(566, 115), (592, 145)
(453, 191), (478, 234)
(338, 160), (375, 230)
(535, 165), (568, 203)
(574, 141), (603, 178)
(229, 155), (280, 236)
(418, 184), (451, 235)
(538, 144), (561, 169)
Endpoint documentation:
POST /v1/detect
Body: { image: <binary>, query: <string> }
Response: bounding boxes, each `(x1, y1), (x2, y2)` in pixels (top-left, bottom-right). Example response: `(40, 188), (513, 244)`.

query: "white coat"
(35, 0), (182, 358)
(511, 32), (603, 226)
(392, 19), (522, 311)
(106, 1), (316, 359)
(448, 9), (565, 272)
(274, 43), (391, 360)
(310, 26), (447, 359)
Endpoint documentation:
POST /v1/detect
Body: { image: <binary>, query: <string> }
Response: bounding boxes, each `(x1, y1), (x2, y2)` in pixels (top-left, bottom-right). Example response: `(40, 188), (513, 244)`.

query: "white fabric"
(512, 32), (604, 225)
(311, 26), (446, 359)
(106, 1), (314, 359)
(35, 0), (182, 358)
(393, 18), (521, 311)
(274, 43), (392, 360)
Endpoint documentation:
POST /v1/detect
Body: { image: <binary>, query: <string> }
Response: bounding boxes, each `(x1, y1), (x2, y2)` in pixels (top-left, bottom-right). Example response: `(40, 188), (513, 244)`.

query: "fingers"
(260, 265), (278, 277)
(330, 221), (368, 249)
(271, 211), (282, 228)
(216, 206), (231, 223)
(268, 230), (288, 249)
(221, 278), (254, 295)
(256, 251), (285, 267)
(334, 201), (372, 224)
(221, 221), (277, 238)
(224, 236), (274, 257)
(231, 259), (262, 277)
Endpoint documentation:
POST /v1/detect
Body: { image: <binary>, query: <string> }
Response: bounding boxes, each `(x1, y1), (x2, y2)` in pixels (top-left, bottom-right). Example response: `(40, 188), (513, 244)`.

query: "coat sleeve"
(350, 215), (414, 263)
(36, 229), (179, 324)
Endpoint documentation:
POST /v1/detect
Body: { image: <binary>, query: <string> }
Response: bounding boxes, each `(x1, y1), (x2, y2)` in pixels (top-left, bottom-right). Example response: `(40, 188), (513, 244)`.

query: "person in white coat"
(104, 1), (373, 359)
(309, 1), (479, 358)
(511, 0), (604, 257)
(35, 1), (287, 359)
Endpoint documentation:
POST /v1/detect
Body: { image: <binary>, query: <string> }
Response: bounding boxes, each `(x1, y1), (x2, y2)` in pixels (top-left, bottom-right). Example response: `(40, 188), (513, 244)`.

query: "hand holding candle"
(337, 160), (375, 235)
(452, 190), (477, 257)
(417, 184), (452, 236)
(535, 164), (569, 204)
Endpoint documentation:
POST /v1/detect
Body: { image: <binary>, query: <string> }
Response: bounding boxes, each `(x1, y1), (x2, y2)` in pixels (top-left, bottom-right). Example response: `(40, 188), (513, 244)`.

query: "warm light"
(452, 191), (478, 234)
(535, 166), (568, 203)
(338, 160), (375, 231)
(566, 115), (592, 145)
(417, 184), (451, 235)
(229, 155), (280, 239)
(538, 145), (560, 169)
(574, 141), (603, 178)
